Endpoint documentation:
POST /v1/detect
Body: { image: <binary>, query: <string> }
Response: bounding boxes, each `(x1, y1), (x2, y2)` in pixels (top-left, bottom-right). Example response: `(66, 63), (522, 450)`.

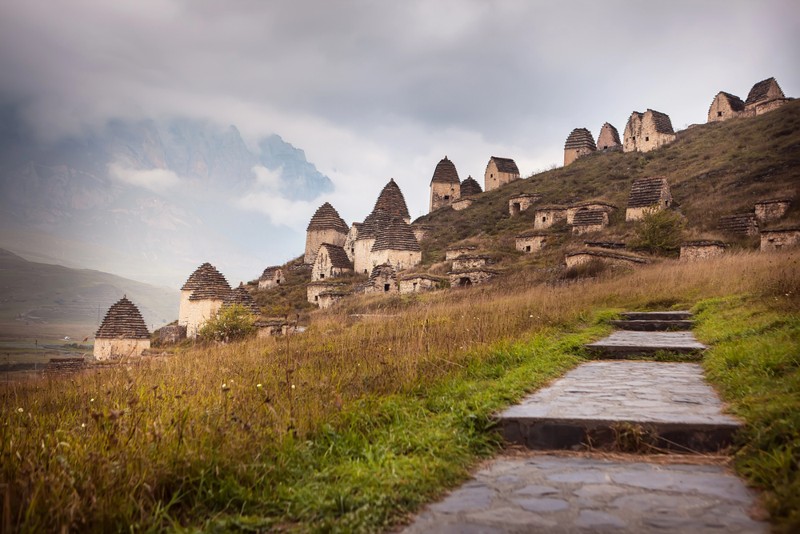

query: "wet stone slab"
(401, 454), (767, 533)
(496, 362), (741, 451)
(586, 331), (708, 356)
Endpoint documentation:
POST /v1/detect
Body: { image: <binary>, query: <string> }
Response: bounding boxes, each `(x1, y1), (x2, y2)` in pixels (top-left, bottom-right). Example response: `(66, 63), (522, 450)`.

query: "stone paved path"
(399, 313), (768, 532)
(401, 454), (767, 533)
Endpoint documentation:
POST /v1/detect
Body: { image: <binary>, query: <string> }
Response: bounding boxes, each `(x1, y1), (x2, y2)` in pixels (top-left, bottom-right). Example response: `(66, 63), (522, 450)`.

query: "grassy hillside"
(3, 251), (798, 532)
(415, 101), (800, 263)
(0, 248), (178, 335)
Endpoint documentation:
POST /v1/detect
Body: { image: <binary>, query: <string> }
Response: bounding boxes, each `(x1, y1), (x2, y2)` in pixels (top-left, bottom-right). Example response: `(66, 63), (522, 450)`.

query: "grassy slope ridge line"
(2, 251), (798, 531)
(695, 295), (800, 533)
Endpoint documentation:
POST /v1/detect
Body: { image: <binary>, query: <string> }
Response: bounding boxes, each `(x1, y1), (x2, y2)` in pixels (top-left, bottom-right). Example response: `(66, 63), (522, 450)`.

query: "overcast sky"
(1, 0), (799, 279)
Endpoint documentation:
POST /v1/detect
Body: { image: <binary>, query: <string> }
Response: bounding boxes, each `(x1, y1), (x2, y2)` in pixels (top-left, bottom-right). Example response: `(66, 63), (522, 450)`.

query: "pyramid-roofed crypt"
(307, 202), (349, 233)
(223, 283), (261, 315)
(430, 156), (460, 185)
(319, 243), (353, 269)
(460, 176), (482, 196)
(359, 209), (392, 240)
(372, 216), (421, 252)
(95, 296), (150, 339)
(628, 177), (669, 208)
(372, 179), (411, 221)
(564, 128), (597, 150)
(182, 262), (232, 301)
(597, 123), (621, 148)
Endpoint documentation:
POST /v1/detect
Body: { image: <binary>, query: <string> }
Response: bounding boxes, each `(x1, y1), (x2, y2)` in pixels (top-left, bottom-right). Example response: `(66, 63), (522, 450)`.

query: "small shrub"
(198, 304), (256, 342)
(629, 209), (685, 255)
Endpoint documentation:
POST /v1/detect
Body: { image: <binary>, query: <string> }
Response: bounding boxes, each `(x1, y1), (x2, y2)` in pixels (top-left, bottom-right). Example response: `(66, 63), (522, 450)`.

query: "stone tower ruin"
(563, 128), (597, 166)
(623, 109), (676, 153)
(429, 156), (461, 212)
(304, 202), (349, 264)
(596, 122), (621, 151)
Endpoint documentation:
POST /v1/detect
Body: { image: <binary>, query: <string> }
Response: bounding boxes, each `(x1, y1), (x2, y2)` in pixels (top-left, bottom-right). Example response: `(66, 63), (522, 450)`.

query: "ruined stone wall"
(755, 201), (791, 224)
(623, 113), (675, 153)
(708, 95), (741, 123)
(370, 249), (421, 272)
(185, 298), (224, 338)
(534, 208), (567, 230)
(680, 244), (726, 261)
(258, 270), (284, 290)
(317, 293), (346, 309)
(571, 222), (606, 235)
(448, 270), (495, 287)
(398, 277), (440, 294)
(509, 195), (541, 216)
(451, 198), (473, 211)
(305, 228), (346, 264)
(515, 235), (547, 253)
(312, 248), (350, 281)
(565, 253), (643, 270)
(94, 338), (150, 361)
(761, 230), (800, 252)
(343, 226), (359, 262)
(445, 247), (477, 260)
(430, 182), (460, 212)
(354, 238), (376, 274)
(452, 256), (488, 270)
(747, 99), (791, 116)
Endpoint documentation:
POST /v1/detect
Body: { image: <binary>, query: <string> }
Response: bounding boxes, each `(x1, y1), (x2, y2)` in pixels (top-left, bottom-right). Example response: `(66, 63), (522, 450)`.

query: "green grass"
(695, 297), (800, 532)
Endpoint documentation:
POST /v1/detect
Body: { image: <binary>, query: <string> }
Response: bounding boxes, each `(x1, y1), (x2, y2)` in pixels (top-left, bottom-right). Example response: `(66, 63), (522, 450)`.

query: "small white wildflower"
(256, 383), (263, 389)
(291, 384), (296, 389)
(90, 398), (94, 403)
(17, 408), (23, 413)
(81, 423), (86, 428)
(222, 383), (227, 388)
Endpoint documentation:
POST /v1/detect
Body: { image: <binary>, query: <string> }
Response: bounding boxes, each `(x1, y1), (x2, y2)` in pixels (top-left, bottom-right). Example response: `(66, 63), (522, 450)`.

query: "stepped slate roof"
(185, 263), (231, 301)
(372, 217), (421, 252)
(746, 77), (784, 105)
(715, 92), (746, 112)
(319, 243), (353, 269)
(369, 263), (396, 283)
(460, 176), (483, 196)
(307, 202), (349, 233)
(646, 109), (675, 134)
(564, 128), (597, 150)
(372, 179), (411, 220)
(572, 210), (607, 226)
(628, 177), (669, 209)
(358, 209), (392, 239)
(597, 123), (621, 146)
(489, 157), (519, 175)
(95, 296), (150, 339)
(430, 156), (460, 185)
(223, 283), (260, 315)
(718, 213), (758, 235)
(182, 262), (232, 301)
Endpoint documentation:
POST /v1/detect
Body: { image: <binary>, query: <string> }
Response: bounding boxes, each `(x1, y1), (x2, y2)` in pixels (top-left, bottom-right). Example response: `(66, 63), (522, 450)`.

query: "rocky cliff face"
(0, 114), (334, 286)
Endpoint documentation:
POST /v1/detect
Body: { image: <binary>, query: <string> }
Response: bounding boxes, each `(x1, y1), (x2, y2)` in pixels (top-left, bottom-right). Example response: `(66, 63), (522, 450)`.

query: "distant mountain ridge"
(0, 248), (178, 330)
(0, 113), (334, 286)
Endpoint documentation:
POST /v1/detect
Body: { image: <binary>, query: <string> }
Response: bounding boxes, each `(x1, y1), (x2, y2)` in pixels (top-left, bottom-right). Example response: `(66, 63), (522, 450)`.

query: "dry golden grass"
(2, 250), (798, 531)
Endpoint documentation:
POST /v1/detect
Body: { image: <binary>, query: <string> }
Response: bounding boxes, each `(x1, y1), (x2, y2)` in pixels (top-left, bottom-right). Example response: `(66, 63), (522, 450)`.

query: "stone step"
(496, 361), (740, 453)
(585, 331), (707, 358)
(620, 311), (693, 321)
(609, 319), (694, 331)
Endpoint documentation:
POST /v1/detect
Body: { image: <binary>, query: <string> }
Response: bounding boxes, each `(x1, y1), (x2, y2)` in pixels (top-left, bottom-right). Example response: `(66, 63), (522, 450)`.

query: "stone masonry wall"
(305, 228), (346, 264)
(761, 230), (800, 252)
(94, 338), (150, 361)
(370, 249), (421, 272)
(516, 235), (547, 253)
